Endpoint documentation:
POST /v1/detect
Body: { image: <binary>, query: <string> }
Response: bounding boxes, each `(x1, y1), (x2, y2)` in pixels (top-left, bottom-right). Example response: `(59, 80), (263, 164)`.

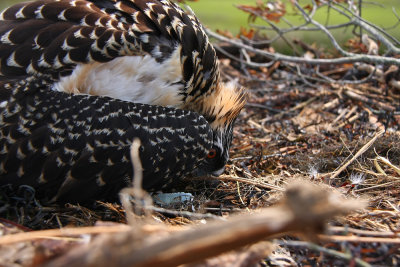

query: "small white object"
(0, 101), (7, 108)
(153, 192), (194, 206)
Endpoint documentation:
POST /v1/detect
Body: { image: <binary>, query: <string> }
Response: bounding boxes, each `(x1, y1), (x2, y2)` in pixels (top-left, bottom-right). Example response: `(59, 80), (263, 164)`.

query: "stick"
(0, 225), (131, 245)
(215, 175), (286, 192)
(41, 182), (363, 267)
(329, 129), (385, 179)
(279, 240), (371, 267)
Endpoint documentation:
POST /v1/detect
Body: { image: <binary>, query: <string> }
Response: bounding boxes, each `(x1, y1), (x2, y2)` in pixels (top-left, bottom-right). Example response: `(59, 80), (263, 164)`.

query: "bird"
(0, 0), (246, 203)
(1, 76), (219, 203)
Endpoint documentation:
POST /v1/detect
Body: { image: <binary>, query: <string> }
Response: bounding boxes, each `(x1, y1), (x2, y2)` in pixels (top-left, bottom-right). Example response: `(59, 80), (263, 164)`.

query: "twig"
(0, 225), (131, 245)
(214, 175), (286, 192)
(237, 5), (301, 55)
(316, 64), (377, 85)
(147, 206), (225, 221)
(119, 138), (158, 229)
(41, 182), (363, 267)
(354, 180), (400, 193)
(119, 138), (148, 225)
(375, 156), (400, 176)
(213, 44), (275, 68)
(250, 21), (355, 35)
(236, 181), (251, 212)
(337, 113), (360, 129)
(131, 139), (143, 191)
(328, 225), (400, 237)
(294, 1), (352, 57)
(278, 240), (371, 267)
(206, 30), (400, 66)
(319, 234), (400, 244)
(329, 128), (385, 179)
(328, 0), (400, 49)
(204, 0), (400, 73)
(343, 88), (396, 112)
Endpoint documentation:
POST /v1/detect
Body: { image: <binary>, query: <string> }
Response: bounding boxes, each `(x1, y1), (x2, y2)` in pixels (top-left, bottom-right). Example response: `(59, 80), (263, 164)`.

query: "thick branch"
(40, 182), (363, 267)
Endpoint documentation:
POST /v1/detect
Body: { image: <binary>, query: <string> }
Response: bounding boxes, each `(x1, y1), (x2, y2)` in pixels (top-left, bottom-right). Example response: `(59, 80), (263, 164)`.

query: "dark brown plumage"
(1, 76), (219, 203)
(0, 0), (246, 124)
(0, 0), (246, 203)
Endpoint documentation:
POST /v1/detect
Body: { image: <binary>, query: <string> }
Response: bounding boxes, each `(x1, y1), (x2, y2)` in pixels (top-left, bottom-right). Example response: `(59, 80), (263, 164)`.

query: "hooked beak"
(193, 166), (225, 177)
(211, 166), (225, 176)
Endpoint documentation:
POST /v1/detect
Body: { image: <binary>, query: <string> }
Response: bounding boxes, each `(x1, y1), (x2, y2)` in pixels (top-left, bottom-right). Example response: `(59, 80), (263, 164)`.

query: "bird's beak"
(211, 167), (225, 176)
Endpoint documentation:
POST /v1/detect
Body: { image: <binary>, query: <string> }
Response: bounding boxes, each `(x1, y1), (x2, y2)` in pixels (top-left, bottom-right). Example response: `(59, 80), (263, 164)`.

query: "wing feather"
(0, 0), (218, 98)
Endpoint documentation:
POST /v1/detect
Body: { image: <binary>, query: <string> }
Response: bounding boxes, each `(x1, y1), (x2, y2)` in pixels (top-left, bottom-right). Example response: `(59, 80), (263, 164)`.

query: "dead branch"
(318, 234), (400, 244)
(328, 226), (400, 238)
(39, 182), (364, 267)
(278, 240), (371, 267)
(342, 88), (396, 112)
(211, 175), (285, 191)
(207, 29), (400, 67)
(0, 225), (131, 245)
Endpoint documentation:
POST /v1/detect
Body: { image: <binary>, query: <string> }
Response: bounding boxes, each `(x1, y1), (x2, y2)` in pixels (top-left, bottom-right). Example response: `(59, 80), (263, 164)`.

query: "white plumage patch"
(53, 45), (184, 107)
(0, 101), (7, 108)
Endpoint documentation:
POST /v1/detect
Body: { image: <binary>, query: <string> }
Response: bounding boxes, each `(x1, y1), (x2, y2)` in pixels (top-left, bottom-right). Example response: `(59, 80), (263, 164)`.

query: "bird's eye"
(207, 149), (217, 159)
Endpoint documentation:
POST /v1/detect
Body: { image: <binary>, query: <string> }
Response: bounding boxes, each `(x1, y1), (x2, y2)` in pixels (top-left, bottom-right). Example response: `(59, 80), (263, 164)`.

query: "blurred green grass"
(186, 0), (400, 35)
(186, 0), (400, 51)
(0, 1), (22, 10)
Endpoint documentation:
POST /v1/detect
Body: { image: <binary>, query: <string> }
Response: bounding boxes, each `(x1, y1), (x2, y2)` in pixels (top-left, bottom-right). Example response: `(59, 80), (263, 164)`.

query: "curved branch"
(206, 29), (400, 66)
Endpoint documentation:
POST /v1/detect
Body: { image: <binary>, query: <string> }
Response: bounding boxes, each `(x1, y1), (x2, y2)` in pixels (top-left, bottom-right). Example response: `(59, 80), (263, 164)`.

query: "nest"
(1, 44), (400, 266)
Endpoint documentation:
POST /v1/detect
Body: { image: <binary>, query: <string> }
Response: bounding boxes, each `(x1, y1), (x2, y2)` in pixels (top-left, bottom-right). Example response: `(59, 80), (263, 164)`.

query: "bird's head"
(195, 123), (234, 177)
(194, 81), (247, 176)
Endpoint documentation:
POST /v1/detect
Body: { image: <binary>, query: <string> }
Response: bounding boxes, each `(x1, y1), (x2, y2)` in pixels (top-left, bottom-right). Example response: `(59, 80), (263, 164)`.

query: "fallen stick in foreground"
(37, 181), (363, 267)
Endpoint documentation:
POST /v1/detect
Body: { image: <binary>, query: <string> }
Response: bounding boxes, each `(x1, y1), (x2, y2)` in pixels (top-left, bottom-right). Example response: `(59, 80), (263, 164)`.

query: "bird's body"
(0, 0), (246, 203)
(1, 77), (215, 203)
(0, 0), (244, 115)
